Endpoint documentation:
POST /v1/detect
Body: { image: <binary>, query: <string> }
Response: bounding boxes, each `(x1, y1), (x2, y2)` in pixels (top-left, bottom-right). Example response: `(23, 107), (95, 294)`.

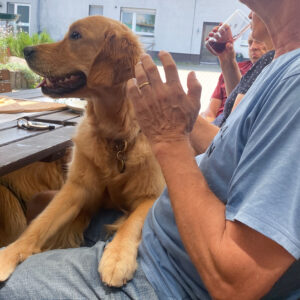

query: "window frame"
(88, 4), (104, 16)
(120, 8), (156, 37)
(7, 3), (31, 33)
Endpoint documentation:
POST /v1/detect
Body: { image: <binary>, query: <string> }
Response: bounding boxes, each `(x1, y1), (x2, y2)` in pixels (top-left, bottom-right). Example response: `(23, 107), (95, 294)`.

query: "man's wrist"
(219, 56), (237, 68)
(151, 135), (191, 158)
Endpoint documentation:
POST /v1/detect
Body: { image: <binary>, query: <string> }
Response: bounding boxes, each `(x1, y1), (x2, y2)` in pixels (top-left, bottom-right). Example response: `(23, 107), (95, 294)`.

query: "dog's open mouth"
(38, 72), (86, 95)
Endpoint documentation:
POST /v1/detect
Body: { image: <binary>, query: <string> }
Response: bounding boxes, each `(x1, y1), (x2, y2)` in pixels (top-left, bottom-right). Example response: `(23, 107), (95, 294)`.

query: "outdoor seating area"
(0, 0), (300, 299)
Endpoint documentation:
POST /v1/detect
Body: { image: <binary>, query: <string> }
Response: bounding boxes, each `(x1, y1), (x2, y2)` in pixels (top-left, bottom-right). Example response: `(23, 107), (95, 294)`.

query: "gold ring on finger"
(138, 81), (151, 89)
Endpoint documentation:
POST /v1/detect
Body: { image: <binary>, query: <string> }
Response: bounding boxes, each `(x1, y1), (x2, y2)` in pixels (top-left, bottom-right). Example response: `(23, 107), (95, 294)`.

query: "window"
(7, 3), (30, 33)
(89, 5), (103, 16)
(121, 8), (156, 36)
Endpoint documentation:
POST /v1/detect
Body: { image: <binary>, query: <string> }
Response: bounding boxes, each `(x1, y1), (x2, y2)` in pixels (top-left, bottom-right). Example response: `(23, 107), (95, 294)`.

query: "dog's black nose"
(23, 46), (36, 60)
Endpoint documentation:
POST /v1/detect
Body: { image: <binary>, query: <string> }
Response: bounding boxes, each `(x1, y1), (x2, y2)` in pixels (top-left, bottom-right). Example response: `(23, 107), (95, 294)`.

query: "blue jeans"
(0, 210), (158, 300)
(287, 290), (300, 300)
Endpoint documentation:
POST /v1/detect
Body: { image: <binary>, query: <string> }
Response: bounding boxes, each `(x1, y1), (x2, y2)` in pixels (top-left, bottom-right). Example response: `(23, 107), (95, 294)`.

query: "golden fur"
(0, 16), (165, 287)
(0, 159), (66, 246)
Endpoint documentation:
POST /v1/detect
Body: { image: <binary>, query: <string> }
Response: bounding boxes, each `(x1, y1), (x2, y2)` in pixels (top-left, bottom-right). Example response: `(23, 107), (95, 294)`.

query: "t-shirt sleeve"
(226, 74), (300, 259)
(211, 74), (224, 100)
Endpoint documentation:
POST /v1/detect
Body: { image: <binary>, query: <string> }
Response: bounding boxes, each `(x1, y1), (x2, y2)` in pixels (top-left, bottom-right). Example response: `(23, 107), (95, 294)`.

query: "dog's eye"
(70, 31), (82, 40)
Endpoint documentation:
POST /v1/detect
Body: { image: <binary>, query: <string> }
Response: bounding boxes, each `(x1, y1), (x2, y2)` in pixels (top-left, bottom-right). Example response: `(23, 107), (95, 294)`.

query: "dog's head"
(24, 16), (143, 98)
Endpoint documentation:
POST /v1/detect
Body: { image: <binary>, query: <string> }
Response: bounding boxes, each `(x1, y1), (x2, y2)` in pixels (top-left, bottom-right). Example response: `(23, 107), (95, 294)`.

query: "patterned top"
(213, 50), (276, 127)
(211, 61), (253, 116)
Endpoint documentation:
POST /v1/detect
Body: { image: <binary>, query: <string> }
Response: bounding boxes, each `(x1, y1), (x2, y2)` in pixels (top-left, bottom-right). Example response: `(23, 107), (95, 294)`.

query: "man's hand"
(207, 24), (241, 96)
(127, 51), (201, 148)
(207, 24), (236, 62)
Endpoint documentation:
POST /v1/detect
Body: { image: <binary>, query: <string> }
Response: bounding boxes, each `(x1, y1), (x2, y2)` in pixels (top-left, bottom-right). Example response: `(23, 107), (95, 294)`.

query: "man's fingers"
(135, 62), (150, 86)
(140, 54), (163, 87)
(225, 43), (234, 51)
(158, 51), (180, 84)
(127, 78), (141, 102)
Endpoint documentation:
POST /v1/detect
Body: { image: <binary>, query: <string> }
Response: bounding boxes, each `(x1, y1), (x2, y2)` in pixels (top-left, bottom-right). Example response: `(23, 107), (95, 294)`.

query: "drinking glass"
(205, 9), (250, 56)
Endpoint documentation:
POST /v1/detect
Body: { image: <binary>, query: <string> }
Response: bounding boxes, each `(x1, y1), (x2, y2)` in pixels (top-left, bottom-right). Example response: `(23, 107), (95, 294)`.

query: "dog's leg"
(99, 199), (155, 287)
(0, 180), (96, 282)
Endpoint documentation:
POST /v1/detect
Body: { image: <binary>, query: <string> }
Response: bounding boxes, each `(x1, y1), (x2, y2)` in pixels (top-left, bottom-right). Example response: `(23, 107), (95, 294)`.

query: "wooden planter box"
(10, 71), (30, 90)
(0, 69), (31, 92)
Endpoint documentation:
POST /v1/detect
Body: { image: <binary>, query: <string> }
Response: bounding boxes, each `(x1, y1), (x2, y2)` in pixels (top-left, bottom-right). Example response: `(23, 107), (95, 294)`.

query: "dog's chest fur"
(71, 115), (164, 210)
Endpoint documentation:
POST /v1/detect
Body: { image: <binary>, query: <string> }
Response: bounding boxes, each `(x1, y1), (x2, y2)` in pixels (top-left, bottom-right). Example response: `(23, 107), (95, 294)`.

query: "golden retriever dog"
(0, 16), (165, 287)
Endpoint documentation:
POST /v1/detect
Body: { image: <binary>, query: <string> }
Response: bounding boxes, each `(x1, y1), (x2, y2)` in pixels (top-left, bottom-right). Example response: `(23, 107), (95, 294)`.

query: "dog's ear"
(88, 29), (142, 88)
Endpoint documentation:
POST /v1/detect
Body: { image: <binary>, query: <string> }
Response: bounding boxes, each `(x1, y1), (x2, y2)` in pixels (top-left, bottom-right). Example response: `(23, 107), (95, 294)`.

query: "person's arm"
(151, 139), (294, 300)
(232, 93), (245, 111)
(127, 51), (295, 300)
(209, 25), (242, 96)
(201, 74), (224, 122)
(201, 97), (222, 122)
(190, 115), (219, 155)
(218, 44), (242, 97)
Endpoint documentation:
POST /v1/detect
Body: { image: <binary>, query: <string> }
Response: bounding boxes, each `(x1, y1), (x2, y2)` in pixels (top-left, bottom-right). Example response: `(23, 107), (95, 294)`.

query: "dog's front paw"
(99, 241), (138, 287)
(0, 246), (21, 282)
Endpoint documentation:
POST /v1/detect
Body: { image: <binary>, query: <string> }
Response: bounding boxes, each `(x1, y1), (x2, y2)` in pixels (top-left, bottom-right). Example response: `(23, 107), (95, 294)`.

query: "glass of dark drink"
(206, 9), (250, 56)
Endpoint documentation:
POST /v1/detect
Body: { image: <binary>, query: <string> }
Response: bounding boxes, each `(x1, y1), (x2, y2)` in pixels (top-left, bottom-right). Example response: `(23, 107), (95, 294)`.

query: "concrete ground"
(157, 63), (221, 113)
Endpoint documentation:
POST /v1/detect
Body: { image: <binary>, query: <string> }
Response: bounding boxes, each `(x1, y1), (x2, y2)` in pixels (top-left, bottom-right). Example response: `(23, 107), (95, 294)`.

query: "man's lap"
(0, 210), (158, 300)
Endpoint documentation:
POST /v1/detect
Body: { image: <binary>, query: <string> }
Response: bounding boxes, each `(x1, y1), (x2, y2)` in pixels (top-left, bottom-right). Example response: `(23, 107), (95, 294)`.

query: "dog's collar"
(108, 130), (141, 174)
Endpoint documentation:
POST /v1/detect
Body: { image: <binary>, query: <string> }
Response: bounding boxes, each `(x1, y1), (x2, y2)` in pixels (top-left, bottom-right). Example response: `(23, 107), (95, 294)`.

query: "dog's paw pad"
(99, 244), (138, 287)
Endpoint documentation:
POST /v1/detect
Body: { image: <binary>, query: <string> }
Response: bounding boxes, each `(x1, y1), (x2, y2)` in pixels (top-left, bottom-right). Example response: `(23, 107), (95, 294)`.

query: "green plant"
(0, 28), (53, 88)
(6, 30), (54, 58)
(0, 26), (11, 63)
(0, 61), (42, 88)
(0, 47), (9, 64)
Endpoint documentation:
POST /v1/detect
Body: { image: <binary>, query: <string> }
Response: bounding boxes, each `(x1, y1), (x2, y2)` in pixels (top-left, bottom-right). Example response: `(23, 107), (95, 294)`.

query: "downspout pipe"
(37, 0), (41, 33)
(190, 0), (197, 59)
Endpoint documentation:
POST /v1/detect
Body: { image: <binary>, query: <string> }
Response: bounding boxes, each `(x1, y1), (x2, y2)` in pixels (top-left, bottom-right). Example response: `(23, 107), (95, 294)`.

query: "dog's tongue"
(36, 78), (46, 88)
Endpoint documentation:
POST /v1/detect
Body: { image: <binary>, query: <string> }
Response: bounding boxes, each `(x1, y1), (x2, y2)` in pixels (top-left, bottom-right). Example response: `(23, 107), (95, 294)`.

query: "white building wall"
(0, 0), (250, 59)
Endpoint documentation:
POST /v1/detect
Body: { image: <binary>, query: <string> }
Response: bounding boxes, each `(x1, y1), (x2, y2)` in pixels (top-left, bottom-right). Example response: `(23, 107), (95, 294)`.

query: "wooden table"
(0, 89), (82, 176)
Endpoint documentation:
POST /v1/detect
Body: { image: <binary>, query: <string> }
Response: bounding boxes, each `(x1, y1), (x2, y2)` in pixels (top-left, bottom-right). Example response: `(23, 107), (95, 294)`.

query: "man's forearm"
(151, 139), (288, 299)
(219, 58), (242, 97)
(189, 116), (219, 155)
(152, 140), (229, 292)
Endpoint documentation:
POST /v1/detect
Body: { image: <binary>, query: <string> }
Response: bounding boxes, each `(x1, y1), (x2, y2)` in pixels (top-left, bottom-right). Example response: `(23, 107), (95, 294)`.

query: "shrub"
(0, 26), (12, 63)
(6, 30), (54, 58)
(0, 29), (53, 88)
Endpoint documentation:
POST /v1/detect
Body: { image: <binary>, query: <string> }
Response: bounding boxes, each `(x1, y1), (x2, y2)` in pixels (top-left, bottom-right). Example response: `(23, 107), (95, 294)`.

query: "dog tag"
(110, 139), (127, 173)
(117, 153), (126, 173)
